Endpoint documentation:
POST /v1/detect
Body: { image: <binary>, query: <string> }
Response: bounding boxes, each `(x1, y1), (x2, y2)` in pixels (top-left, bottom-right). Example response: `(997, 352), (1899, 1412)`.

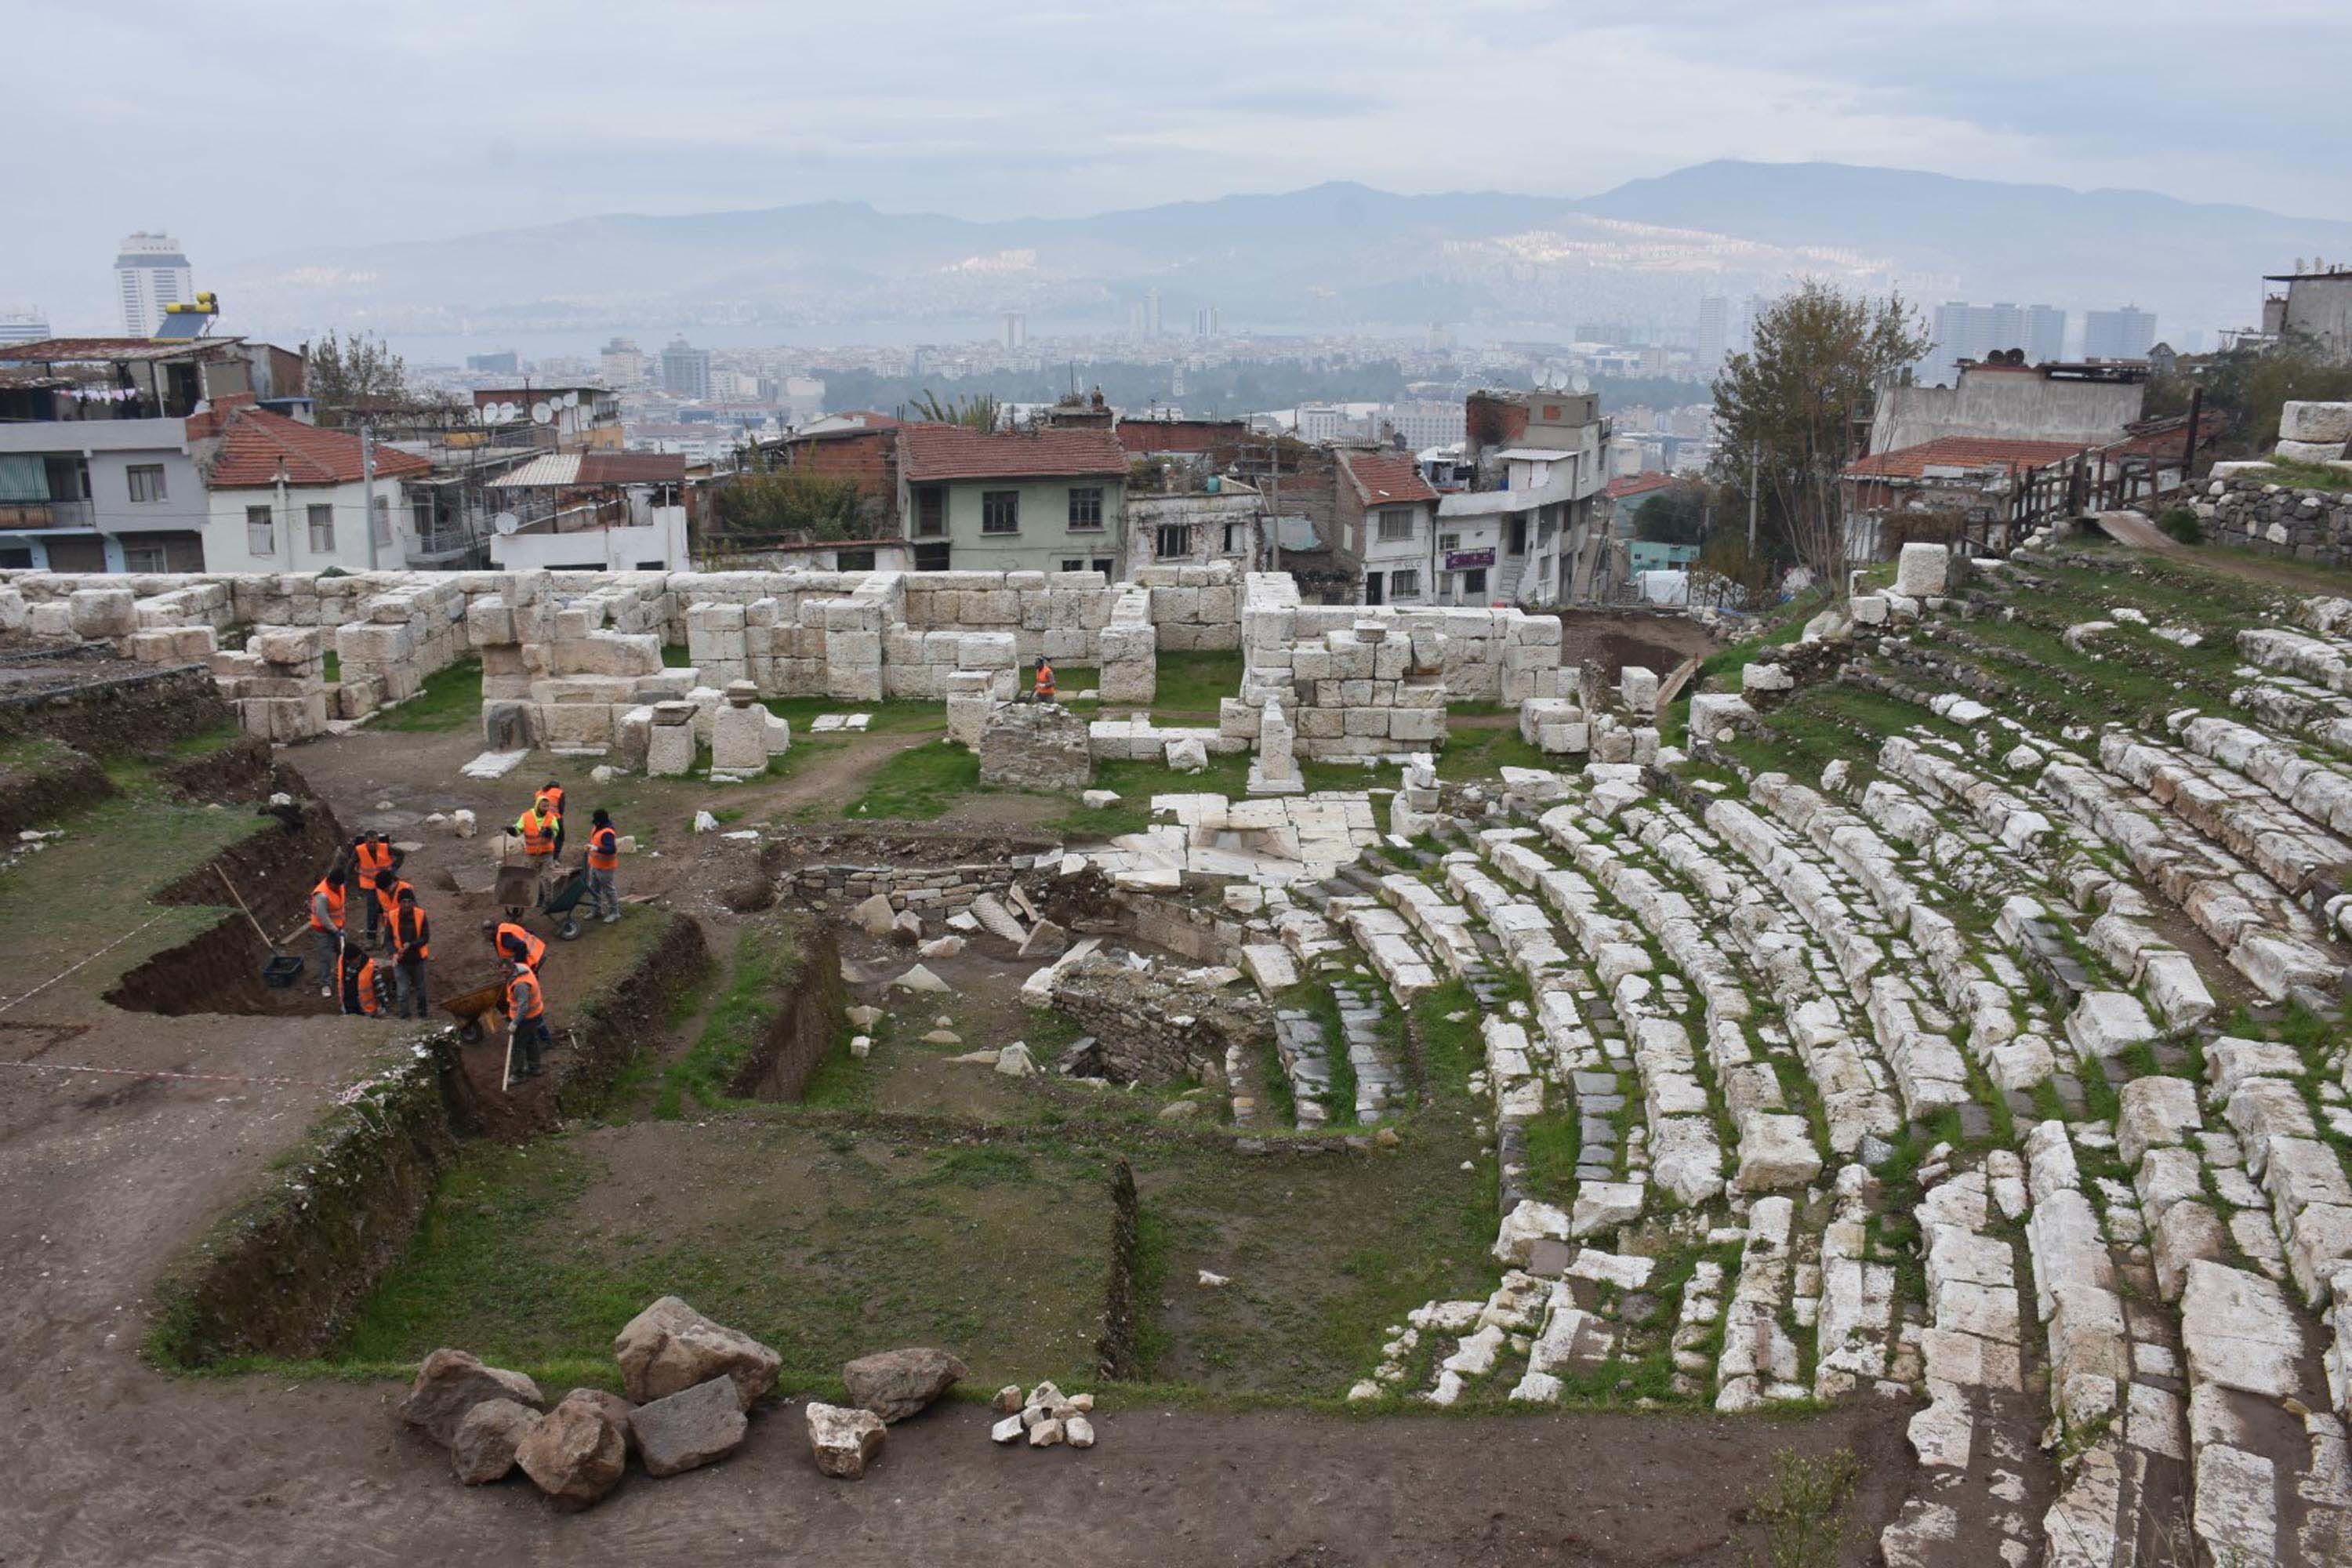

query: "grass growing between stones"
(757, 695), (946, 736)
(1434, 724), (1552, 782)
(368, 657), (482, 733)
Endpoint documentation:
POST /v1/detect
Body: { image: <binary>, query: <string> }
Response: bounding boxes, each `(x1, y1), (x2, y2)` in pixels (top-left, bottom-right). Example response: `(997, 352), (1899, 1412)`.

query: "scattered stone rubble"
(989, 1381), (1099, 1451)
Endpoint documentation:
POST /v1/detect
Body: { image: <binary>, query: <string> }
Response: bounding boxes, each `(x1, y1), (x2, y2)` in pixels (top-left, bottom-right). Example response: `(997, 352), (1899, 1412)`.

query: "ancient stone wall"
(2199, 477), (2352, 564)
(1046, 953), (1268, 1087)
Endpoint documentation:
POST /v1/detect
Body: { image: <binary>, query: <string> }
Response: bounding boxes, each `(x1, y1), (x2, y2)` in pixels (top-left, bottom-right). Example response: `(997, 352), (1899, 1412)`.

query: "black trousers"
(513, 1015), (551, 1071)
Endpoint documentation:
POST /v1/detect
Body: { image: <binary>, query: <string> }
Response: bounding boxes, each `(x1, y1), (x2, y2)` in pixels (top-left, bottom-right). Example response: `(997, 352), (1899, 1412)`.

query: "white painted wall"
(489, 506), (688, 572)
(203, 478), (416, 574)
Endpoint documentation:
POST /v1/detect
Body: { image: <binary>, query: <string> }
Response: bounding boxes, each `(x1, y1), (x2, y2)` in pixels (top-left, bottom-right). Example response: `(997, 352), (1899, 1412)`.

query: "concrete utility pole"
(361, 420), (379, 571)
(1747, 443), (1760, 553)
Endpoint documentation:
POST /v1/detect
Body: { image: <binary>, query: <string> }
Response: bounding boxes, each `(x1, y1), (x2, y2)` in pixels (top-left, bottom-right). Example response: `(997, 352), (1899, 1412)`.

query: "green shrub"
(2156, 506), (2202, 545)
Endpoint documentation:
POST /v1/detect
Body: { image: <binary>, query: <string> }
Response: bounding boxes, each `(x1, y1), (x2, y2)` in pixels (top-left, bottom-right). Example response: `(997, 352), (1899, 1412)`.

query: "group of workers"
(304, 779), (623, 1086)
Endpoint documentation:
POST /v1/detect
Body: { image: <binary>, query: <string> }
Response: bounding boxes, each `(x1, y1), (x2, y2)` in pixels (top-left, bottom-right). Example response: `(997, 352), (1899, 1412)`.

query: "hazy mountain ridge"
(218, 163), (2352, 342)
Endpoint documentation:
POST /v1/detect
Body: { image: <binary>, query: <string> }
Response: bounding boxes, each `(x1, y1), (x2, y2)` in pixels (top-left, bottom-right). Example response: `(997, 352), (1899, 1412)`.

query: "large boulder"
(449, 1398), (539, 1485)
(807, 1401), (886, 1479)
(842, 1347), (969, 1423)
(514, 1391), (629, 1512)
(613, 1296), (782, 1409)
(398, 1348), (546, 1447)
(559, 1387), (640, 1456)
(629, 1375), (749, 1478)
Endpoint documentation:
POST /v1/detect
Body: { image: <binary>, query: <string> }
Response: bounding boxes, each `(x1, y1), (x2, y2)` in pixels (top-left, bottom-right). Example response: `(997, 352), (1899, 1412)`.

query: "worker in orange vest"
(585, 808), (621, 924)
(534, 780), (567, 862)
(513, 800), (560, 862)
(1033, 655), (1056, 703)
(336, 941), (390, 1017)
(309, 869), (347, 1000)
(388, 885), (433, 1019)
(484, 918), (546, 974)
(352, 833), (397, 946)
(373, 866), (416, 951)
(505, 959), (550, 1081)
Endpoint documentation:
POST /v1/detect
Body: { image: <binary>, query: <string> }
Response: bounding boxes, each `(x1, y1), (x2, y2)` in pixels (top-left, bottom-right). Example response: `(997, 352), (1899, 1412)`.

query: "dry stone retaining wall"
(2198, 477), (2352, 564)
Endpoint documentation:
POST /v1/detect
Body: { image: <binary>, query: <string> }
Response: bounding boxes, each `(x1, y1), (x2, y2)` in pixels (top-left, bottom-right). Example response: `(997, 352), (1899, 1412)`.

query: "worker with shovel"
(503, 958), (550, 1085)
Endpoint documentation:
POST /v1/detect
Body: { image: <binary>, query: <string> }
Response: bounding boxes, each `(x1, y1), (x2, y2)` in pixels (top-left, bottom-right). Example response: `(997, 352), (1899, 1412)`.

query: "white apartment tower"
(116, 231), (194, 338)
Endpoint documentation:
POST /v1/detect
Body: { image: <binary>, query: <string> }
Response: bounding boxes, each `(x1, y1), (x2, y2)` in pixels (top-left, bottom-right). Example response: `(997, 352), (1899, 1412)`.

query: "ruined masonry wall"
(2198, 477), (2352, 564)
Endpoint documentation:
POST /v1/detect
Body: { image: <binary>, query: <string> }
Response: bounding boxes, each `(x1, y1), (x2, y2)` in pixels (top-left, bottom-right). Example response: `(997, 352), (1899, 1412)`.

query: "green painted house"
(896, 423), (1130, 575)
(1627, 539), (1700, 575)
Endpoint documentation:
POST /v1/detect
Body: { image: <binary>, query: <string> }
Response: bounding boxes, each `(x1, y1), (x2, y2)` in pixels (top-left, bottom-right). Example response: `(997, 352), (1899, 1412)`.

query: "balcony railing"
(0, 498), (95, 529)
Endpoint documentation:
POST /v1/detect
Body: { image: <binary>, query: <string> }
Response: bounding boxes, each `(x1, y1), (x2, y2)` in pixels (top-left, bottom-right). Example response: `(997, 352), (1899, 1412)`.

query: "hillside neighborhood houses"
(0, 252), (2310, 601)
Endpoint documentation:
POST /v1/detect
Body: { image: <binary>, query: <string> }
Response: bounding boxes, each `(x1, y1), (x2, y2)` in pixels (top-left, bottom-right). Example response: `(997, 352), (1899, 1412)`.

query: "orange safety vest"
(516, 809), (558, 857)
(506, 968), (544, 1022)
(1035, 661), (1056, 699)
(340, 949), (385, 1015)
(494, 921), (546, 971)
(390, 903), (431, 961)
(535, 785), (565, 819)
(310, 877), (346, 931)
(586, 826), (619, 872)
(354, 840), (394, 891)
(376, 875), (415, 921)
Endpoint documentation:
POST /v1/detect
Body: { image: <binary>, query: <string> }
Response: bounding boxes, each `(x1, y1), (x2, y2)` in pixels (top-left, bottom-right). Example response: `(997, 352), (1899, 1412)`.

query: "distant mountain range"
(218, 162), (2352, 347)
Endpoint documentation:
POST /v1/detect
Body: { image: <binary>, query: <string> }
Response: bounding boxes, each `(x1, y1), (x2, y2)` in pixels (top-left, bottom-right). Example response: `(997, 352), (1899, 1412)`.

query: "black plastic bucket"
(261, 953), (306, 989)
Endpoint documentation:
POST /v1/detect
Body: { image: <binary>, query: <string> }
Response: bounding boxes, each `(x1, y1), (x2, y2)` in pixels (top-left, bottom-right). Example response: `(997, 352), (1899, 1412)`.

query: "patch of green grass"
(1433, 724), (1552, 782)
(370, 657), (483, 733)
(651, 920), (800, 1117)
(661, 643), (691, 667)
(840, 741), (980, 820)
(1151, 649), (1245, 716)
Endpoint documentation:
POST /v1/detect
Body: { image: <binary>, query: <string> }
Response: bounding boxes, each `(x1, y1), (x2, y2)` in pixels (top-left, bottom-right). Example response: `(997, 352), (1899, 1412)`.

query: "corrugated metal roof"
(488, 451), (686, 488)
(0, 336), (245, 363)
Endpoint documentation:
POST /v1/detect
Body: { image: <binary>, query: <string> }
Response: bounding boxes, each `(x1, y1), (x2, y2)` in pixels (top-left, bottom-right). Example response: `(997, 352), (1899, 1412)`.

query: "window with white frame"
(1377, 508), (1414, 543)
(123, 544), (167, 572)
(245, 505), (274, 556)
(1439, 532), (1460, 554)
(126, 464), (167, 503)
(1388, 568), (1420, 599)
(1156, 523), (1189, 559)
(307, 503), (335, 553)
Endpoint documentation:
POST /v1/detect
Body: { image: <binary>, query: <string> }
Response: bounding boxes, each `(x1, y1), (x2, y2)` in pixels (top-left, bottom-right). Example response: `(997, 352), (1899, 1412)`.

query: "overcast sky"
(6, 0), (2345, 325)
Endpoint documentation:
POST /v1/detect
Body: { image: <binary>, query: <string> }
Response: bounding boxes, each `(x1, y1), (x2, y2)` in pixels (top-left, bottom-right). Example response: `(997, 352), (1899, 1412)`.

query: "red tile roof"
(1602, 472), (1678, 500)
(206, 407), (433, 488)
(1842, 436), (2086, 481)
(1337, 448), (1438, 506)
(898, 423), (1127, 482)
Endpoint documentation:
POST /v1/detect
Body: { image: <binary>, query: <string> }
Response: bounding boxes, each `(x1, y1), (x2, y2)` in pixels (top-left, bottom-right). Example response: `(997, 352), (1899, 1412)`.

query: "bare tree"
(1711, 282), (1929, 593)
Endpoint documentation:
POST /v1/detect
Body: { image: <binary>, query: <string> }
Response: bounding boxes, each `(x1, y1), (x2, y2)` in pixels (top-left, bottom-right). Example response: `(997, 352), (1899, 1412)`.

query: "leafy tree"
(907, 389), (1004, 430)
(304, 330), (419, 413)
(2144, 335), (2352, 456)
(1632, 485), (1708, 546)
(1711, 282), (1930, 592)
(709, 469), (880, 541)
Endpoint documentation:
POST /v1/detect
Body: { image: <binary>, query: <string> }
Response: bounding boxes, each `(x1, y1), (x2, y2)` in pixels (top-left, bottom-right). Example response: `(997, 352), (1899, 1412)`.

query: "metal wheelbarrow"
(539, 865), (592, 941)
(443, 979), (511, 1046)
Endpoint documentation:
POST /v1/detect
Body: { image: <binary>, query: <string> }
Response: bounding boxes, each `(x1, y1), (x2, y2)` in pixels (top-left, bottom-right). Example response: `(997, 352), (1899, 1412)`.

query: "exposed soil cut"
(1558, 609), (1720, 684)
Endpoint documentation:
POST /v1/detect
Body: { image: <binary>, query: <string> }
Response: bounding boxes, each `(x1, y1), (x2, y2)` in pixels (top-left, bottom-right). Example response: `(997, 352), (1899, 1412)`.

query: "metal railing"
(0, 498), (95, 528)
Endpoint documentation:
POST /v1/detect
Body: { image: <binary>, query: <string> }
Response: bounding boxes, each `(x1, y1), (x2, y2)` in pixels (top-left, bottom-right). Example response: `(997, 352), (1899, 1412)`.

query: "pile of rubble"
(987, 1380), (1099, 1450)
(397, 1295), (969, 1503)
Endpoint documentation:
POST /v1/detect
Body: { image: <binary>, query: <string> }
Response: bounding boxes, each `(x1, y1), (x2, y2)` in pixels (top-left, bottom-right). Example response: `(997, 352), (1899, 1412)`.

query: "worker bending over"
(586, 809), (622, 924)
(336, 940), (391, 1016)
(506, 960), (551, 1081)
(389, 885), (432, 1019)
(309, 869), (347, 1000)
(485, 917), (546, 973)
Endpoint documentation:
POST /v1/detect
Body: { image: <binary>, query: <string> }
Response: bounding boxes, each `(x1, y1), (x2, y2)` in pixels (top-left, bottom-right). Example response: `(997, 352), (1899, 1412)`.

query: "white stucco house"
(196, 406), (433, 573)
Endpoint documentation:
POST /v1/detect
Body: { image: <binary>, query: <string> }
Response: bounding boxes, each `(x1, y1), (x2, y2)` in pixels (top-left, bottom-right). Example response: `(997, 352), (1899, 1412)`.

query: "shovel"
(217, 866), (306, 987)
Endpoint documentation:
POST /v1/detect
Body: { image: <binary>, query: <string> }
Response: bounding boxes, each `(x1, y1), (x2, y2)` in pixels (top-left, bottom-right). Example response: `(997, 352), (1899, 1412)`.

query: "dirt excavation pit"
(1557, 608), (1721, 684)
(103, 791), (350, 1018)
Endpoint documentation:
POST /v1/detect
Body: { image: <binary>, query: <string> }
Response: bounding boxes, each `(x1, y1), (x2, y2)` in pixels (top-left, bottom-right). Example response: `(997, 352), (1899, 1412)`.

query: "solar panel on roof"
(150, 311), (212, 341)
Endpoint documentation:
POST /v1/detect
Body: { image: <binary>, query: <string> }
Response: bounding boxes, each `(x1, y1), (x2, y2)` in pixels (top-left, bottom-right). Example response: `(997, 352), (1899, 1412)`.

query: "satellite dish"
(1570, 372), (1592, 394)
(493, 511), (521, 535)
(487, 401), (513, 424)
(561, 390), (580, 408)
(532, 401), (554, 425)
